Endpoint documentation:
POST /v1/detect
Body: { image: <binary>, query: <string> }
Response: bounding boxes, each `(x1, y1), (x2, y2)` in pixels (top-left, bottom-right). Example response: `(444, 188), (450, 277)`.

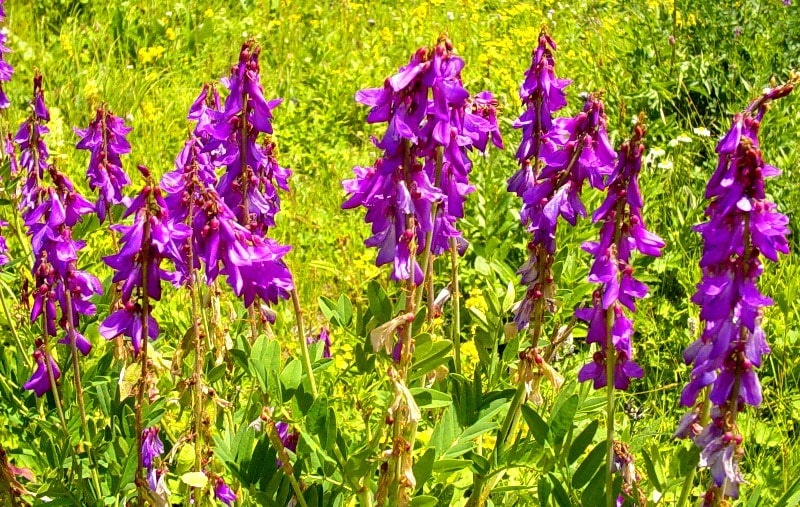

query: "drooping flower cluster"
(99, 165), (189, 355)
(343, 35), (502, 283)
(0, 0), (12, 109)
(576, 121), (664, 391)
(507, 31), (619, 333)
(161, 84), (294, 308)
(204, 40), (291, 238)
(15, 73), (50, 214)
(676, 80), (794, 499)
(16, 77), (103, 397)
(141, 426), (165, 491)
(74, 106), (133, 222)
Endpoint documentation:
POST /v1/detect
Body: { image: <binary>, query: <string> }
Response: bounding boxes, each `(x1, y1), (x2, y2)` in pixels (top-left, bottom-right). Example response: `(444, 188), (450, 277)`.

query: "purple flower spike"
(74, 106), (132, 222)
(214, 477), (237, 506)
(345, 35), (502, 283)
(676, 79), (795, 501)
(207, 41), (292, 238)
(24, 347), (60, 397)
(0, 0), (13, 109)
(577, 121), (662, 392)
(100, 166), (187, 355)
(509, 34), (616, 331)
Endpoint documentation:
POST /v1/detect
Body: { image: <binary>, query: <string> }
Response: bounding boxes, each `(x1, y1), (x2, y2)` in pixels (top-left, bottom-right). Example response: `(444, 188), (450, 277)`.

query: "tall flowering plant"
(505, 31), (616, 413)
(676, 79), (795, 504)
(344, 35), (500, 506)
(205, 40), (291, 238)
(99, 164), (189, 503)
(576, 119), (663, 504)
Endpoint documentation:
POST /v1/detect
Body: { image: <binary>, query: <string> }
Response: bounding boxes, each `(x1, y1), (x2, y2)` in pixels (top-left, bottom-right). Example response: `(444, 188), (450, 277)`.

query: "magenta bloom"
(576, 123), (662, 391)
(214, 478), (237, 506)
(205, 41), (291, 237)
(74, 106), (132, 222)
(141, 427), (164, 469)
(100, 166), (188, 354)
(345, 36), (502, 283)
(0, 0), (12, 109)
(676, 81), (794, 499)
(23, 348), (60, 397)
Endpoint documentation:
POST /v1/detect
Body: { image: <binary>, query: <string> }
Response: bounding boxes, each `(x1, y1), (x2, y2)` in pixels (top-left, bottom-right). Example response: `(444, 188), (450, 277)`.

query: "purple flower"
(74, 106), (132, 222)
(23, 347), (59, 397)
(0, 0), (12, 109)
(345, 36), (501, 283)
(275, 421), (299, 467)
(214, 477), (237, 506)
(308, 327), (332, 359)
(100, 166), (187, 354)
(141, 427), (164, 469)
(677, 80), (794, 501)
(15, 73), (51, 215)
(577, 122), (662, 392)
(508, 28), (571, 198)
(206, 41), (291, 237)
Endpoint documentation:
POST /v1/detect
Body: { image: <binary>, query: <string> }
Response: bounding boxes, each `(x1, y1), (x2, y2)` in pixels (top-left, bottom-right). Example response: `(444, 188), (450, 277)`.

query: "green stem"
(135, 214), (153, 507)
(449, 238), (461, 375)
(414, 145), (443, 315)
(605, 305), (616, 507)
(64, 289), (103, 498)
(291, 286), (318, 398)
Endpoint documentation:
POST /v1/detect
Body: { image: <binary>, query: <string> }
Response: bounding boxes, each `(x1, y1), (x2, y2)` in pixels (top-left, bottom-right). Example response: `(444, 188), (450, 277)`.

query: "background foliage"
(1, 0), (799, 505)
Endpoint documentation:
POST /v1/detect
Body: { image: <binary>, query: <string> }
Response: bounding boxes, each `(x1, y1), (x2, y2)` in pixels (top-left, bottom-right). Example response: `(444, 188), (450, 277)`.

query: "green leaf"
(776, 473), (800, 507)
(411, 388), (452, 409)
(572, 440), (607, 489)
(549, 394), (579, 444)
(580, 466), (606, 506)
(410, 338), (453, 381)
(568, 420), (599, 464)
(538, 474), (552, 506)
(432, 459), (471, 474)
(180, 471), (208, 488)
(641, 448), (663, 492)
(413, 448), (436, 492)
(280, 359), (303, 391)
(549, 472), (573, 507)
(367, 281), (393, 323)
(318, 295), (340, 325)
(521, 405), (549, 445)
(337, 294), (353, 326)
(410, 497), (438, 507)
(430, 406), (460, 457)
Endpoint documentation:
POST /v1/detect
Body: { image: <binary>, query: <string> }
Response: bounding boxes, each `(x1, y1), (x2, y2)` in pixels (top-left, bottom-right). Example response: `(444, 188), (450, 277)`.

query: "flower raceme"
(100, 165), (190, 355)
(203, 40), (290, 237)
(74, 106), (133, 222)
(576, 121), (664, 391)
(0, 0), (13, 109)
(677, 80), (794, 499)
(17, 76), (102, 396)
(162, 84), (294, 308)
(344, 35), (502, 283)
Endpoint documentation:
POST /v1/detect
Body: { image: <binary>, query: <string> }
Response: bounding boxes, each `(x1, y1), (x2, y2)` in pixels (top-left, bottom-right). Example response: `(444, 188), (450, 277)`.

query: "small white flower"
(649, 147), (666, 158)
(657, 160), (674, 170)
(693, 127), (711, 137)
(676, 134), (692, 143)
(446, 11), (454, 20)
